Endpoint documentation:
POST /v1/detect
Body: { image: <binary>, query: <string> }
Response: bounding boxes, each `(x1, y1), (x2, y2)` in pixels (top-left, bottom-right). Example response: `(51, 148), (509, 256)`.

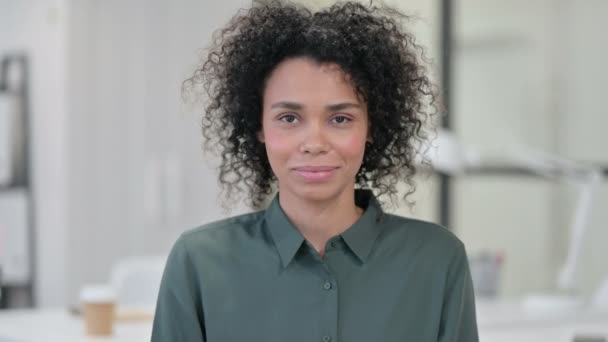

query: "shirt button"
(323, 281), (332, 290)
(329, 241), (336, 248)
(322, 335), (332, 342)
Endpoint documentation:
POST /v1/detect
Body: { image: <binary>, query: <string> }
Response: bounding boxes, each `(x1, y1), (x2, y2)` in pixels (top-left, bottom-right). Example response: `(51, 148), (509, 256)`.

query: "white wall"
(0, 0), (70, 307)
(555, 0), (608, 298)
(451, 0), (558, 296)
(452, 0), (608, 298)
(63, 0), (257, 306)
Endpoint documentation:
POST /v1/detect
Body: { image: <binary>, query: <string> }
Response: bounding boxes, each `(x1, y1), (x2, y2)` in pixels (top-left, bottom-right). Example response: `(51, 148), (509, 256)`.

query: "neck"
(278, 188), (363, 257)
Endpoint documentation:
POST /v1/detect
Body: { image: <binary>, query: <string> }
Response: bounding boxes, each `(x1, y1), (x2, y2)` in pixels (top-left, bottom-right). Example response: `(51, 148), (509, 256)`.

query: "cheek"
(336, 131), (368, 160)
(262, 128), (293, 162)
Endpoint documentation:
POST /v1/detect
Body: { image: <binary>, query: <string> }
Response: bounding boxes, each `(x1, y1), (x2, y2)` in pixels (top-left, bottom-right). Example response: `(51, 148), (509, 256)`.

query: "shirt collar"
(264, 189), (384, 268)
(341, 189), (384, 263)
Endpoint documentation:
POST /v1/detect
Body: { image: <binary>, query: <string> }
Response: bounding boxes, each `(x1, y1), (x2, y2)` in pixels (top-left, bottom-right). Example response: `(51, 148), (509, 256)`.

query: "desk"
(0, 309), (151, 342)
(477, 299), (608, 342)
(481, 321), (608, 342)
(1, 303), (607, 342)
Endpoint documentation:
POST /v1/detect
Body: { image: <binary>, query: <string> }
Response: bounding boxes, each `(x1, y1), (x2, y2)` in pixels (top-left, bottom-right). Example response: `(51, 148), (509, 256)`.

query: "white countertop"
(0, 309), (151, 342)
(477, 299), (608, 342)
(1, 301), (607, 342)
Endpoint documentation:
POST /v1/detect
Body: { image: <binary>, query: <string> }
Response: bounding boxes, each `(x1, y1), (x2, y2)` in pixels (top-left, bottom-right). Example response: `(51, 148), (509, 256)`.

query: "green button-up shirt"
(152, 190), (479, 341)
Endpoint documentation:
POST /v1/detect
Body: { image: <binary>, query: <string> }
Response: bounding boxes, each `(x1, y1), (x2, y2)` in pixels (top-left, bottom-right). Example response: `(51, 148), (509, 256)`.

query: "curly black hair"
(184, 0), (438, 210)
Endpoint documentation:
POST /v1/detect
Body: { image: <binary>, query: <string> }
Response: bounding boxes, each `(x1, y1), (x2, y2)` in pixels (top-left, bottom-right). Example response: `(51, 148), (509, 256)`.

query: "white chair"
(108, 255), (167, 313)
(593, 276), (608, 311)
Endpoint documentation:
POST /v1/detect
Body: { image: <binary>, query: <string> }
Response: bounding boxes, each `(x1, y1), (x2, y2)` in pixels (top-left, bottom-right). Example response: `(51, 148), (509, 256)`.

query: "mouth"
(291, 166), (340, 182)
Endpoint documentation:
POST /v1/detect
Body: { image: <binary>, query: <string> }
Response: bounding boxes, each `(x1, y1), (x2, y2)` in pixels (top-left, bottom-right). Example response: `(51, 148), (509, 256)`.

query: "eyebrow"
(270, 101), (362, 111)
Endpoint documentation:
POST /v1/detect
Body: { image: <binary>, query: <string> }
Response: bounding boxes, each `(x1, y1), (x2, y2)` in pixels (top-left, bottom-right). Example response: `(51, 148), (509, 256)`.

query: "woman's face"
(259, 57), (369, 203)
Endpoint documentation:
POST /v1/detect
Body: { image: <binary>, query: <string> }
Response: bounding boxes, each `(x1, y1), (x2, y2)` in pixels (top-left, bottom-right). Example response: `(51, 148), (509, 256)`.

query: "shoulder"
(380, 213), (466, 257)
(177, 210), (266, 250)
(377, 214), (470, 282)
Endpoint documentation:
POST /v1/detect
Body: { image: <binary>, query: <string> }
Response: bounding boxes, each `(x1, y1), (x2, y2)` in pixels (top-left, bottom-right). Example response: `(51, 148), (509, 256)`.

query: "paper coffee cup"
(80, 284), (116, 336)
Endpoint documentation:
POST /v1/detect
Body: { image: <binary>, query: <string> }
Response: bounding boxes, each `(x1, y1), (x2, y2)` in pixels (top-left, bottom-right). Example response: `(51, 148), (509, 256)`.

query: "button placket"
(317, 254), (337, 342)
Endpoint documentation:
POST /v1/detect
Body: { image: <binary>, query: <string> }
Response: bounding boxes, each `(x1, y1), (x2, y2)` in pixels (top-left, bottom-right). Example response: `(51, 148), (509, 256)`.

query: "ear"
(366, 132), (373, 144)
(257, 130), (265, 143)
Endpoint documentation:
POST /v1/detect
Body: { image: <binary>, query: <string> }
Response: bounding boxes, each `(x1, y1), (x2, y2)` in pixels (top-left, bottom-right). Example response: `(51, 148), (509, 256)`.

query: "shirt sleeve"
(152, 234), (206, 341)
(438, 243), (479, 342)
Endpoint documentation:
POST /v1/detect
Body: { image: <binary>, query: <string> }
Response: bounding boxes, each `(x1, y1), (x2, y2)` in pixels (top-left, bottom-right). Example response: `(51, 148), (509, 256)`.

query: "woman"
(152, 1), (478, 341)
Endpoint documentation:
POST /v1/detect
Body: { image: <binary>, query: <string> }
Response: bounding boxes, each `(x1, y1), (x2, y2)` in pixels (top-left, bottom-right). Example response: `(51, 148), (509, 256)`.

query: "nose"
(299, 122), (329, 155)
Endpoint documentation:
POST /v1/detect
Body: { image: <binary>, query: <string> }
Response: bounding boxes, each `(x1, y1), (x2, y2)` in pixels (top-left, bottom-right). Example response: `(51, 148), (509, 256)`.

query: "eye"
(279, 113), (299, 124)
(331, 115), (352, 125)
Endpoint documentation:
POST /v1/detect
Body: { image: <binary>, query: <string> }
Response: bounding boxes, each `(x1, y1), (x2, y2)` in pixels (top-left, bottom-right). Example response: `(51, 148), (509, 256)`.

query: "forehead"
(263, 57), (360, 105)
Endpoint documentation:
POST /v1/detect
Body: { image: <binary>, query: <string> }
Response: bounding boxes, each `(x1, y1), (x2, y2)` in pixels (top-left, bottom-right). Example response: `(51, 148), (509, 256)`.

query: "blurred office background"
(0, 0), (606, 325)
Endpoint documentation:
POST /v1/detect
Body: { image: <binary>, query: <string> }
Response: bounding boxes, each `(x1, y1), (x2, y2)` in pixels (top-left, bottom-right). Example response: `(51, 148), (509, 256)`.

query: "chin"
(290, 183), (349, 202)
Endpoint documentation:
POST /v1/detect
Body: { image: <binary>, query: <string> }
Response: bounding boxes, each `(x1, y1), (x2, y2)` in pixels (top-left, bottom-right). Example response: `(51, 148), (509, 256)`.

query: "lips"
(292, 166), (339, 172)
(291, 166), (339, 182)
